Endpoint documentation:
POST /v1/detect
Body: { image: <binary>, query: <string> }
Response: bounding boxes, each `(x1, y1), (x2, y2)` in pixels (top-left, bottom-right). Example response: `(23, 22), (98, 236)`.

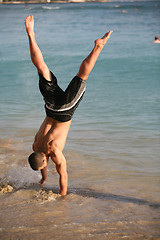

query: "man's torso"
(33, 116), (71, 156)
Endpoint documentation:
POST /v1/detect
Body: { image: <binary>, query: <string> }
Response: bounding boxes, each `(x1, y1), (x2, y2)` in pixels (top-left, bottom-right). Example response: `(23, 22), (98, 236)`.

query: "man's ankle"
(28, 32), (35, 39)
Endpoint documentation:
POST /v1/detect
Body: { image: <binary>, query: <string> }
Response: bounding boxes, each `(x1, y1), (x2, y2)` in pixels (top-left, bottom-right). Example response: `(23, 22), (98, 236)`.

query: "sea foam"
(0, 166), (41, 189)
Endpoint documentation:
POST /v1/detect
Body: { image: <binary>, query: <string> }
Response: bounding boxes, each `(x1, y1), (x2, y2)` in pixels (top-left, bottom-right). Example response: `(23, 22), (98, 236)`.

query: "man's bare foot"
(95, 30), (113, 48)
(25, 15), (35, 37)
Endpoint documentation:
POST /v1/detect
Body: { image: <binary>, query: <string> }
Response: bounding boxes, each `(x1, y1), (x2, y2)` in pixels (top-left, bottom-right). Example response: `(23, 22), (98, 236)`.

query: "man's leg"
(77, 31), (113, 81)
(25, 15), (51, 81)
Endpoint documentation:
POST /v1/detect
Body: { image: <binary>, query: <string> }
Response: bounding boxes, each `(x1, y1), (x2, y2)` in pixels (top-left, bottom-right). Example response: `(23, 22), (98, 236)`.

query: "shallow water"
(0, 1), (160, 239)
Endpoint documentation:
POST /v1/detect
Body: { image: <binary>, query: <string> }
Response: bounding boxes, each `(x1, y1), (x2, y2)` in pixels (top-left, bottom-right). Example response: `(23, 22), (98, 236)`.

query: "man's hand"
(39, 177), (46, 186)
(40, 166), (47, 185)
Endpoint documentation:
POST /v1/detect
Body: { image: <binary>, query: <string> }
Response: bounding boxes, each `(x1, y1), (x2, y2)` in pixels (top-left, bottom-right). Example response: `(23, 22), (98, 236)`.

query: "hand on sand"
(39, 178), (46, 186)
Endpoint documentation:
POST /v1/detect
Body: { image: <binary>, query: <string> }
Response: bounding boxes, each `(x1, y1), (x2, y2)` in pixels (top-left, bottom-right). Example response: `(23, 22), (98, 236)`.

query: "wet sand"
(0, 140), (160, 240)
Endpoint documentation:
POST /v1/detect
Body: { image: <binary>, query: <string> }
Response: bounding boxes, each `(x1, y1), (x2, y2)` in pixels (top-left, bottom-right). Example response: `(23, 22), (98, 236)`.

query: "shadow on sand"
(1, 178), (159, 209)
(68, 187), (160, 209)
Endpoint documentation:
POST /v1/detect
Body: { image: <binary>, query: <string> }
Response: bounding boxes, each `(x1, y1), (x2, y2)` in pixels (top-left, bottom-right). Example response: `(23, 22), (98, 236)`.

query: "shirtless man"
(153, 36), (160, 43)
(25, 15), (112, 196)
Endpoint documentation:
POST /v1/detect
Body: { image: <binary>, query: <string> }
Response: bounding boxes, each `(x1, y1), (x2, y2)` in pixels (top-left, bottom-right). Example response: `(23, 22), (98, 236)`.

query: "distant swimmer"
(121, 10), (128, 13)
(153, 36), (160, 43)
(25, 15), (113, 196)
(25, 3), (28, 9)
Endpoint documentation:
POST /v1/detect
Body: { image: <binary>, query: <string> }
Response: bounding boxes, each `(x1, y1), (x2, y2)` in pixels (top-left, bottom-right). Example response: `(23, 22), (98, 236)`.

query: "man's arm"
(56, 159), (68, 196)
(40, 166), (47, 185)
(50, 148), (68, 196)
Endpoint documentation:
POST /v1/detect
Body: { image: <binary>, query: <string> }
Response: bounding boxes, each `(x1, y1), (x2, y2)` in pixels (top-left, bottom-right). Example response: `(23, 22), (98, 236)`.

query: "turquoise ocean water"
(0, 1), (160, 239)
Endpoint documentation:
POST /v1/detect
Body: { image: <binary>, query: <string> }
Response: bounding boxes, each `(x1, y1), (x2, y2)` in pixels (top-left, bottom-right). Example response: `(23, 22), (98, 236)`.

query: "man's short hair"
(28, 152), (44, 171)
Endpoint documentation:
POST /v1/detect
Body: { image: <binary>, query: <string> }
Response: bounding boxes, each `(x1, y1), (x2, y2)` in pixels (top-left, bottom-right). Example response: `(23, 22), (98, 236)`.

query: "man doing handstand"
(25, 15), (112, 196)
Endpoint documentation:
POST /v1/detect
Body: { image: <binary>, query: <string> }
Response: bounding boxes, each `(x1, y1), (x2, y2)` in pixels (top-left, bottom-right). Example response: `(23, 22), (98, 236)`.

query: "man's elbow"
(56, 160), (66, 174)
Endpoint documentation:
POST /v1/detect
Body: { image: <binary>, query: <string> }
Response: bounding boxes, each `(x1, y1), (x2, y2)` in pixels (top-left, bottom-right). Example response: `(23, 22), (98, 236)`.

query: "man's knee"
(38, 64), (51, 81)
(76, 72), (88, 81)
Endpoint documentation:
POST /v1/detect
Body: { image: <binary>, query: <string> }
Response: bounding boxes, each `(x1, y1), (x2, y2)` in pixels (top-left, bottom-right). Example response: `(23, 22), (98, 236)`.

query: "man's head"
(155, 36), (159, 40)
(28, 152), (47, 171)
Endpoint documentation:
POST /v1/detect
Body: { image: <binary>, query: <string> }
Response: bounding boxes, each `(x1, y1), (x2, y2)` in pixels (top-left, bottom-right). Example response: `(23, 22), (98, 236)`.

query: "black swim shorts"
(39, 71), (86, 122)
